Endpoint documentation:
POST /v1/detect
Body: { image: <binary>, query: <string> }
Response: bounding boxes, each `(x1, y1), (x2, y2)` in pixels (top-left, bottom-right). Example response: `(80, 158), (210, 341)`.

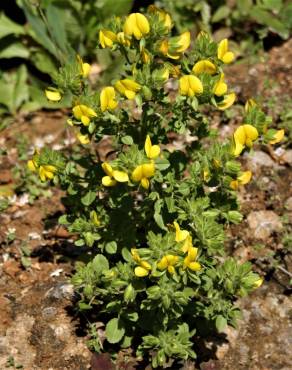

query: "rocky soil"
(0, 40), (291, 369)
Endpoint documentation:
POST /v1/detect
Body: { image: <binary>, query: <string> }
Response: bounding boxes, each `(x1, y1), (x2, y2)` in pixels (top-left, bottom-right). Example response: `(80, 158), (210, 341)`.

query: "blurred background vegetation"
(0, 0), (291, 128)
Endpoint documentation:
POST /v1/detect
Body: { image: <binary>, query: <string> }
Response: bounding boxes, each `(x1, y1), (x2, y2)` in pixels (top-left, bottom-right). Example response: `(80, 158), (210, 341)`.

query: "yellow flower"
(173, 221), (189, 243)
(72, 104), (97, 126)
(27, 151), (57, 182)
(148, 5), (172, 32)
(99, 29), (117, 48)
(38, 165), (56, 182)
(132, 162), (155, 189)
(217, 92), (236, 110)
(244, 99), (257, 112)
(124, 13), (150, 40)
(131, 248), (151, 277)
(232, 124), (258, 156)
(115, 79), (141, 99)
(230, 171), (252, 190)
(45, 88), (62, 102)
(183, 246), (201, 271)
(157, 254), (179, 274)
(27, 159), (37, 172)
(90, 210), (100, 227)
(141, 47), (151, 63)
(213, 73), (227, 96)
(160, 31), (190, 59)
(145, 135), (160, 159)
(192, 60), (216, 75)
(253, 277), (263, 288)
(179, 75), (203, 97)
(77, 132), (90, 145)
(116, 32), (131, 47)
(101, 162), (129, 187)
(269, 129), (285, 144)
(77, 55), (91, 78)
(100, 86), (118, 112)
(181, 235), (193, 253)
(217, 39), (234, 64)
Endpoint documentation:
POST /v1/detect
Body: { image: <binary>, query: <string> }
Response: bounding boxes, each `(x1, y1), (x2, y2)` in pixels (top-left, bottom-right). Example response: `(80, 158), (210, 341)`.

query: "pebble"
(246, 151), (275, 173)
(46, 283), (74, 300)
(247, 210), (283, 240)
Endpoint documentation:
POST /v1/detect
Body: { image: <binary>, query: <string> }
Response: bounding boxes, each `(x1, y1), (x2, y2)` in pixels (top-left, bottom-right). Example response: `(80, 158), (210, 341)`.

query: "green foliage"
(28, 7), (276, 367)
(158, 0), (292, 40)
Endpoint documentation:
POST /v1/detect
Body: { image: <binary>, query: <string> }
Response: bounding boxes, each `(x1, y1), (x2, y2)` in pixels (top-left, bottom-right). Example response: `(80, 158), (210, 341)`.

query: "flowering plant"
(29, 6), (284, 367)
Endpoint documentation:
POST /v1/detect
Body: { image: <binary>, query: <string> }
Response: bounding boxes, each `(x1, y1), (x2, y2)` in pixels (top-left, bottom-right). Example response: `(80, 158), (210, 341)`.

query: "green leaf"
(211, 5), (231, 23)
(31, 49), (57, 74)
(105, 241), (117, 254)
(0, 41), (29, 59)
(81, 191), (96, 206)
(105, 318), (125, 344)
(100, 0), (134, 17)
(0, 65), (29, 114)
(121, 135), (133, 145)
(20, 0), (60, 59)
(0, 12), (24, 39)
(155, 158), (170, 171)
(92, 254), (109, 274)
(252, 6), (289, 39)
(154, 212), (167, 231)
(46, 3), (71, 55)
(14, 65), (29, 112)
(215, 315), (227, 332)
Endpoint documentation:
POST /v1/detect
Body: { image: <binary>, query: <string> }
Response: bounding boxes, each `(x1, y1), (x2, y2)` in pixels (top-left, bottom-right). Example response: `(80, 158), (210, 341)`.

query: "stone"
(246, 151), (275, 173)
(282, 149), (292, 165)
(46, 283), (74, 300)
(247, 210), (283, 240)
(285, 196), (292, 211)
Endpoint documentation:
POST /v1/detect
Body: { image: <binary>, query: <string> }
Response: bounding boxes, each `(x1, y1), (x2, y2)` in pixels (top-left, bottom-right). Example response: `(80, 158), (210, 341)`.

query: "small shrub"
(29, 7), (284, 367)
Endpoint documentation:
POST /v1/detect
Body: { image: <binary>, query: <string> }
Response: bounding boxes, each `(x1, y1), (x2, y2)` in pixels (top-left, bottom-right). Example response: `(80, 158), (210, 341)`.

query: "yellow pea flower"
(173, 221), (189, 243)
(132, 162), (155, 189)
(245, 99), (257, 112)
(217, 92), (236, 110)
(90, 210), (100, 227)
(232, 124), (259, 156)
(99, 29), (117, 48)
(160, 31), (190, 59)
(253, 277), (263, 288)
(115, 79), (141, 100)
(145, 135), (160, 159)
(131, 248), (151, 277)
(181, 235), (193, 253)
(101, 162), (129, 187)
(116, 32), (131, 47)
(148, 5), (172, 32)
(77, 55), (91, 78)
(157, 254), (179, 274)
(213, 73), (228, 96)
(141, 47), (151, 63)
(269, 129), (285, 144)
(27, 151), (57, 182)
(38, 165), (57, 182)
(217, 39), (235, 64)
(183, 246), (201, 271)
(230, 171), (252, 190)
(124, 13), (150, 40)
(45, 88), (62, 102)
(27, 159), (37, 172)
(179, 75), (203, 97)
(77, 132), (90, 145)
(72, 104), (97, 126)
(192, 60), (216, 75)
(100, 86), (118, 112)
